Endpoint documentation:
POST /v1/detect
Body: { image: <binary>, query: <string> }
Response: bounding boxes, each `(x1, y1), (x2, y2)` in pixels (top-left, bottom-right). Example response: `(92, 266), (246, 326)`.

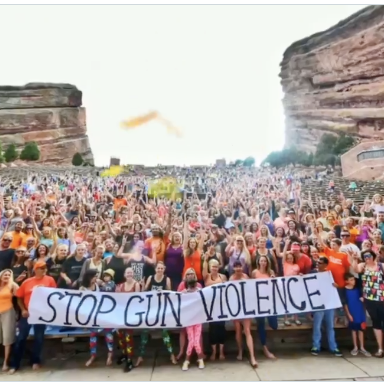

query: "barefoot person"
(230, 260), (258, 368)
(203, 258), (227, 361)
(252, 255), (277, 359)
(79, 269), (114, 368)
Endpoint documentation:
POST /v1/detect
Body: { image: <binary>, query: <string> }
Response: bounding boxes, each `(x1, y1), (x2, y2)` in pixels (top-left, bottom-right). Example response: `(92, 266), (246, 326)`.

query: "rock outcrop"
(280, 5), (384, 152)
(0, 83), (94, 164)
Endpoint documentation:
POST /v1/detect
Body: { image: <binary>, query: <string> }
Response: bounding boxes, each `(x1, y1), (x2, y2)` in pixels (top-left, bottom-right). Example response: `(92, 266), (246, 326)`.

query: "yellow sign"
(100, 165), (124, 177)
(148, 177), (183, 199)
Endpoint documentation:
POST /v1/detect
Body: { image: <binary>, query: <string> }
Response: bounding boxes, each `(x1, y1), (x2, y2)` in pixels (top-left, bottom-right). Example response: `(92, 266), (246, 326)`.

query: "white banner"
(28, 272), (340, 329)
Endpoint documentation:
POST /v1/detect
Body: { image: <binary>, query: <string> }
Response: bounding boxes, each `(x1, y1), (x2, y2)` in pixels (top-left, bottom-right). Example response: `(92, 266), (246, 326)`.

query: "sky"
(0, 4), (365, 167)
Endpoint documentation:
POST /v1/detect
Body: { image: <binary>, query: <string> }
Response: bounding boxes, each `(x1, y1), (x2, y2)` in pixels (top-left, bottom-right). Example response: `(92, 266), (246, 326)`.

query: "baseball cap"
(34, 261), (47, 271)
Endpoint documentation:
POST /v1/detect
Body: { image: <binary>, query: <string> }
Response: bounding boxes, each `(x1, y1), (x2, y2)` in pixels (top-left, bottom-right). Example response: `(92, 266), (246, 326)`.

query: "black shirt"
(0, 249), (15, 272)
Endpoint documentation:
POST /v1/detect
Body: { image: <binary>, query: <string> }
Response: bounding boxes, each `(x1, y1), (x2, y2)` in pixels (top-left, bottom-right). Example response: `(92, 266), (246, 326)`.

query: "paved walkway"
(2, 348), (384, 381)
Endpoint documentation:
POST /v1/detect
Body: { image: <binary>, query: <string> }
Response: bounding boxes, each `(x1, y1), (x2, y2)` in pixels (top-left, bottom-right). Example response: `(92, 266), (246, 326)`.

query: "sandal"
(350, 348), (358, 356)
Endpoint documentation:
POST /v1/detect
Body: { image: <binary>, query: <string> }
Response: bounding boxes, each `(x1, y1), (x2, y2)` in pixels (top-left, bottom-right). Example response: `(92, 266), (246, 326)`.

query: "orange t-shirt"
(0, 285), (13, 313)
(144, 236), (166, 262)
(10, 231), (28, 249)
(113, 197), (128, 212)
(183, 250), (202, 280)
(324, 247), (350, 288)
(16, 275), (57, 309)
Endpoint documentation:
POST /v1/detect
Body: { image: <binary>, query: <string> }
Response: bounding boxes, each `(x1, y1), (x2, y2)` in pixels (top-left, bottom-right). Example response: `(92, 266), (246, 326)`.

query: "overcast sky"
(0, 5), (365, 166)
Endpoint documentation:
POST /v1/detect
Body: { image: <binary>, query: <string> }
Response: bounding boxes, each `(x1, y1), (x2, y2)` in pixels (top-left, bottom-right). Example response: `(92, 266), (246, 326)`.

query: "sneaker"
(332, 349), (343, 357)
(182, 361), (189, 371)
(359, 349), (371, 357)
(116, 355), (126, 365)
(124, 358), (133, 372)
(311, 347), (320, 356)
(198, 359), (205, 369)
(350, 348), (358, 356)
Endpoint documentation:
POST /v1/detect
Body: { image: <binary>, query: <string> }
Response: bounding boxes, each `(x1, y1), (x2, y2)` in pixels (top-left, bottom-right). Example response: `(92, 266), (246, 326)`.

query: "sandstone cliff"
(280, 5), (384, 152)
(0, 83), (94, 164)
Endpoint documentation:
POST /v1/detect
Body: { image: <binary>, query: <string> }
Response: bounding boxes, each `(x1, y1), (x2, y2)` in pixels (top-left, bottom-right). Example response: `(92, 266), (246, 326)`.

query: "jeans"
(10, 317), (46, 370)
(256, 316), (278, 346)
(312, 309), (337, 351)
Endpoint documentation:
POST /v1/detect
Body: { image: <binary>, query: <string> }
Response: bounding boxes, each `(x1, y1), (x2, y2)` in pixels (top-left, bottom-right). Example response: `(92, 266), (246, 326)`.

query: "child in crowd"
(100, 269), (116, 292)
(181, 274), (205, 371)
(343, 273), (371, 356)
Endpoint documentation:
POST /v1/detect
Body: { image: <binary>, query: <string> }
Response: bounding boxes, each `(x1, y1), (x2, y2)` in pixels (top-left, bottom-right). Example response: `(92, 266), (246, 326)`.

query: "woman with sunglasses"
(352, 249), (384, 357)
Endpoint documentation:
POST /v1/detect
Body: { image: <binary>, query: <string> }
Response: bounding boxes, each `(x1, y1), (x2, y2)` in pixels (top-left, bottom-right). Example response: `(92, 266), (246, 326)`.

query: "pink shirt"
(177, 281), (202, 292)
(284, 262), (300, 276)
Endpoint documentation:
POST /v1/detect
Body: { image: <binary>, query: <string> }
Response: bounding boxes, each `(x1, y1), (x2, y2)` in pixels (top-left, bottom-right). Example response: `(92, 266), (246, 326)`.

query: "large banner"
(28, 272), (340, 329)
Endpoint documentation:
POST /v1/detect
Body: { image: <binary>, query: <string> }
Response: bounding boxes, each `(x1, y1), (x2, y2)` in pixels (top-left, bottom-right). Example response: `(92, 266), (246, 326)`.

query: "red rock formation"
(280, 5), (384, 153)
(0, 83), (94, 164)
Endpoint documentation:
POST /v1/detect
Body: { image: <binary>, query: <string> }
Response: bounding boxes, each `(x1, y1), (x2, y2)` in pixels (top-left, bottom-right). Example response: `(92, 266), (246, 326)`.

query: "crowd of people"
(0, 164), (383, 373)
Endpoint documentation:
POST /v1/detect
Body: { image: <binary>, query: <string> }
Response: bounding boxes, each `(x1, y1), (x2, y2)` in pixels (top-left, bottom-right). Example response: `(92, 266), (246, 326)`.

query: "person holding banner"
(9, 261), (56, 374)
(116, 267), (140, 372)
(59, 244), (87, 289)
(79, 269), (114, 368)
(203, 258), (227, 361)
(252, 255), (277, 359)
(181, 274), (205, 371)
(310, 256), (343, 357)
(230, 260), (258, 368)
(176, 268), (204, 361)
(136, 262), (177, 367)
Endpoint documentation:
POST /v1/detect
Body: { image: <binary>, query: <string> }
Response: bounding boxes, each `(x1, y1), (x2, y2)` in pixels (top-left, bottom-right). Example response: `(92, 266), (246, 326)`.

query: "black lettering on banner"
(75, 294), (98, 326)
(225, 283), (241, 317)
(217, 284), (229, 320)
(124, 295), (145, 327)
(38, 291), (64, 323)
(198, 286), (217, 321)
(303, 275), (325, 310)
(255, 280), (271, 315)
(272, 278), (288, 315)
(161, 292), (182, 327)
(92, 294), (117, 327)
(287, 277), (306, 311)
(239, 281), (256, 316)
(145, 292), (161, 326)
(64, 291), (82, 326)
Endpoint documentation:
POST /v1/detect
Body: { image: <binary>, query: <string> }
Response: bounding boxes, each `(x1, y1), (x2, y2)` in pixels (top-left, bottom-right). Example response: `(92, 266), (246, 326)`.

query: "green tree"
(234, 159), (243, 166)
(0, 141), (4, 163)
(4, 144), (18, 163)
(72, 152), (84, 166)
(20, 141), (40, 161)
(243, 156), (255, 167)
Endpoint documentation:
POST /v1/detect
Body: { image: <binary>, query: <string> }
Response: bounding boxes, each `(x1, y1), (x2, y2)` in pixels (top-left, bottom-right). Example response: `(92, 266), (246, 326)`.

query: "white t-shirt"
(340, 243), (360, 277)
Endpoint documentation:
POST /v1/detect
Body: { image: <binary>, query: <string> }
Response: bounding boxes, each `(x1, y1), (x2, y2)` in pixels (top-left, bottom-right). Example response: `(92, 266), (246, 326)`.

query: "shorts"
(365, 300), (384, 330)
(348, 322), (366, 331)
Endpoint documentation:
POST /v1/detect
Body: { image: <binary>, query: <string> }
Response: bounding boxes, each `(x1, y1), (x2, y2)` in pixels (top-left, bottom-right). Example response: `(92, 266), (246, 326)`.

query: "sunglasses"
(341, 234), (350, 238)
(2, 239), (12, 242)
(364, 254), (373, 259)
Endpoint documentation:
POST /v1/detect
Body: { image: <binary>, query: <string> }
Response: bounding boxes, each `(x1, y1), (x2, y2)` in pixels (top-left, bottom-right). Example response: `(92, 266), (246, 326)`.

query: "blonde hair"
(53, 244), (69, 261)
(235, 235), (252, 267)
(259, 225), (273, 240)
(0, 269), (15, 290)
(183, 267), (197, 281)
